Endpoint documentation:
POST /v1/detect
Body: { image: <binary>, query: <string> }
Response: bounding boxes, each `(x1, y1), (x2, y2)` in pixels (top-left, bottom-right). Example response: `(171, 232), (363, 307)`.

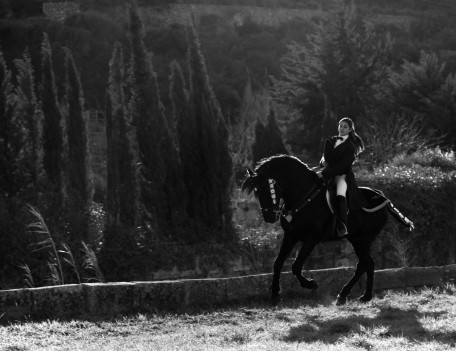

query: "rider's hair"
(339, 117), (364, 155)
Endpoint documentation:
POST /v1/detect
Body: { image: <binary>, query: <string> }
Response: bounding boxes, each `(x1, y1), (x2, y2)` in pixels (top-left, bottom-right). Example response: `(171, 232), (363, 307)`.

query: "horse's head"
(241, 168), (284, 223)
(242, 155), (319, 224)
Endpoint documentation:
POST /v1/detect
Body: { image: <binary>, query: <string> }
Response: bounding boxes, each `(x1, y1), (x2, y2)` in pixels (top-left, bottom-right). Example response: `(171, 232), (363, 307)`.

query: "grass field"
(1, 284), (456, 351)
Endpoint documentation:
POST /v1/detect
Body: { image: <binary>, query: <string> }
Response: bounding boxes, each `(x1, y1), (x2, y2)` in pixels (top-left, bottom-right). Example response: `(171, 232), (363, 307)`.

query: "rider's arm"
(319, 156), (327, 167)
(321, 143), (355, 179)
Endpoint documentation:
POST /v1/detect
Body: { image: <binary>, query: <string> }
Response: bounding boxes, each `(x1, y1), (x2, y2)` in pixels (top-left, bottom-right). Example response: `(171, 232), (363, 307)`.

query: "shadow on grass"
(282, 305), (455, 346)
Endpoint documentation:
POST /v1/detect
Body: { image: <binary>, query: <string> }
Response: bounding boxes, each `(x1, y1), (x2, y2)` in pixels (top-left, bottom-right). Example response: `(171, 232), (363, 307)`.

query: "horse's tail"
(387, 202), (415, 231)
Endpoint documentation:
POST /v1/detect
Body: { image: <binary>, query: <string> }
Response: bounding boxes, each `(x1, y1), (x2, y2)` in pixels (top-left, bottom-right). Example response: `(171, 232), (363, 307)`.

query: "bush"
(360, 114), (434, 166)
(389, 147), (456, 172)
(357, 152), (456, 268)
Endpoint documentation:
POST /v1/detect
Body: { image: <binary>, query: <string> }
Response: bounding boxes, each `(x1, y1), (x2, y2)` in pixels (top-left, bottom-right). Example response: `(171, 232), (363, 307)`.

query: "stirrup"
(337, 222), (348, 237)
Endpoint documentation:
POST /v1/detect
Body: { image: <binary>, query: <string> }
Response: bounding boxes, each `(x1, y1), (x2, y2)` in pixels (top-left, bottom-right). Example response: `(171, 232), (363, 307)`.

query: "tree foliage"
(0, 48), (39, 289)
(381, 51), (456, 146)
(169, 24), (234, 241)
(127, 2), (186, 237)
(2, 0), (456, 287)
(272, 2), (391, 155)
(100, 42), (143, 282)
(64, 48), (93, 243)
(228, 79), (268, 182)
(0, 48), (22, 197)
(41, 33), (65, 206)
(251, 107), (288, 165)
(105, 42), (137, 228)
(64, 48), (93, 207)
(14, 49), (42, 190)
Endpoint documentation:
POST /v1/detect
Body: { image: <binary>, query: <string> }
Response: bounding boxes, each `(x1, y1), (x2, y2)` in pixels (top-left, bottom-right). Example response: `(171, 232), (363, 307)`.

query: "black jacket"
(320, 136), (366, 209)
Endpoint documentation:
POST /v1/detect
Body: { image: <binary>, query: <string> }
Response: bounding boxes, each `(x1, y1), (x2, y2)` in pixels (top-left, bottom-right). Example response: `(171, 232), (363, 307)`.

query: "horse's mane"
(254, 154), (312, 175)
(242, 155), (314, 195)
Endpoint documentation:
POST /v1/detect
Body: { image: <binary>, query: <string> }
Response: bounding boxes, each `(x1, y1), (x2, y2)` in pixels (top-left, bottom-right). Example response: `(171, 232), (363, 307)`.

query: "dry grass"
(1, 284), (456, 350)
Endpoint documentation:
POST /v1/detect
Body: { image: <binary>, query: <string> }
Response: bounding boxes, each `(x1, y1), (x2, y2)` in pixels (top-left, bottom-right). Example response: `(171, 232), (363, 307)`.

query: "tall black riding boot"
(336, 195), (348, 237)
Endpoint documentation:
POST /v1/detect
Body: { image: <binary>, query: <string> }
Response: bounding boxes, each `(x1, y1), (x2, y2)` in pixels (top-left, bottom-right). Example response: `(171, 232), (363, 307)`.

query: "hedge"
(357, 164), (456, 268)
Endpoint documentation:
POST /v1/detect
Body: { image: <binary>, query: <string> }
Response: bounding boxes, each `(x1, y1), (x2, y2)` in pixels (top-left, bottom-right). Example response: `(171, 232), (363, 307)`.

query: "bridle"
(261, 176), (325, 223)
(256, 178), (284, 222)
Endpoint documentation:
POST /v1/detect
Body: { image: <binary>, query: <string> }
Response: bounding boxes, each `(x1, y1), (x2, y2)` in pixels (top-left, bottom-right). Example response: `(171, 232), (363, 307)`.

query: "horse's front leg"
(271, 233), (297, 306)
(291, 240), (319, 290)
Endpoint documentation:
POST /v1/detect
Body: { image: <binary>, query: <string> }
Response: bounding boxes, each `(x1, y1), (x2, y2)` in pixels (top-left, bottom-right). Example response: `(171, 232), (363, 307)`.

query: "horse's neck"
(281, 173), (316, 207)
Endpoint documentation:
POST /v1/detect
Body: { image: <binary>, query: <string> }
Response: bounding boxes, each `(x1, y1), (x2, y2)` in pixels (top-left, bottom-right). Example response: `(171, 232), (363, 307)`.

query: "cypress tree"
(105, 88), (118, 229)
(0, 48), (23, 197)
(252, 107), (288, 165)
(251, 119), (269, 166)
(101, 43), (144, 281)
(265, 107), (288, 155)
(64, 48), (93, 243)
(106, 42), (137, 227)
(64, 48), (93, 207)
(127, 2), (185, 237)
(169, 61), (190, 154)
(0, 47), (25, 290)
(40, 33), (64, 206)
(14, 49), (42, 191)
(169, 60), (198, 237)
(174, 24), (233, 240)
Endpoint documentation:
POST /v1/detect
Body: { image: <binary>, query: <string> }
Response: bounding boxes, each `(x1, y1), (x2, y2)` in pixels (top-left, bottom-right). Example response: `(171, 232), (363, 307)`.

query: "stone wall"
(42, 1), (80, 21)
(42, 1), (323, 25)
(161, 4), (323, 27)
(1, 265), (455, 322)
(41, 2), (411, 30)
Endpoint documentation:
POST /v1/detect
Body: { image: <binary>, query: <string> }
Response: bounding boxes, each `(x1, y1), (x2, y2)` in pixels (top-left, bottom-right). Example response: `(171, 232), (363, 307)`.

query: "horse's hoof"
(308, 279), (319, 290)
(358, 294), (372, 303)
(335, 294), (347, 306)
(301, 279), (319, 290)
(271, 294), (282, 307)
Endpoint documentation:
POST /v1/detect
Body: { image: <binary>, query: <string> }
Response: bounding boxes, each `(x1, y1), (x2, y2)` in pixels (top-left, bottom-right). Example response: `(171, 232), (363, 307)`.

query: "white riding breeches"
(335, 175), (347, 197)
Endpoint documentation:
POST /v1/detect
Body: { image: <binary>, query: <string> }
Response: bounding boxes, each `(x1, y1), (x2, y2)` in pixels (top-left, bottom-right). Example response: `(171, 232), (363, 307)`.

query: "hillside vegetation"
(1, 1), (456, 289)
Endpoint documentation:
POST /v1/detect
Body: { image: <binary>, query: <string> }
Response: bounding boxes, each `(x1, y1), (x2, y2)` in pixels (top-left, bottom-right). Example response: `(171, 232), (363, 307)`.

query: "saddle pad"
(359, 186), (391, 212)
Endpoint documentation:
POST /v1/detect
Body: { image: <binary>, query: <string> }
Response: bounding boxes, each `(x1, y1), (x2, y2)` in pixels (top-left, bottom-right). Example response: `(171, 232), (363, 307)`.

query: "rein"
(261, 179), (284, 218)
(282, 178), (325, 223)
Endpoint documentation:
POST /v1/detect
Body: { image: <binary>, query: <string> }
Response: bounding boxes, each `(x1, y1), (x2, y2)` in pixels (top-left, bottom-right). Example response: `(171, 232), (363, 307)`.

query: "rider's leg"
(335, 175), (347, 196)
(335, 175), (348, 236)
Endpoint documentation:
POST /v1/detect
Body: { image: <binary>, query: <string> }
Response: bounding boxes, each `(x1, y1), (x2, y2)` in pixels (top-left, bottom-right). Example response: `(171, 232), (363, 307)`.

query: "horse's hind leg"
(359, 255), (375, 302)
(336, 259), (366, 305)
(336, 243), (374, 306)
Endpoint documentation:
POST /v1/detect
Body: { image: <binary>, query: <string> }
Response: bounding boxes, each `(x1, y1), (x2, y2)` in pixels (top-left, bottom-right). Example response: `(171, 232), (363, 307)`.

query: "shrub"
(389, 147), (456, 172)
(360, 114), (434, 166)
(358, 156), (456, 268)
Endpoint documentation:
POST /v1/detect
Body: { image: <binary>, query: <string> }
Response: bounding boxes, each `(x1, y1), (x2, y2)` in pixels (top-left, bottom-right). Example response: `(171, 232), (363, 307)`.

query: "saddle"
(325, 186), (390, 214)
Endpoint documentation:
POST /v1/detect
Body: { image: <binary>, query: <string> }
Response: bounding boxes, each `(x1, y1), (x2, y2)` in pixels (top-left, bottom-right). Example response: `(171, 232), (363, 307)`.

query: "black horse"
(241, 154), (414, 306)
